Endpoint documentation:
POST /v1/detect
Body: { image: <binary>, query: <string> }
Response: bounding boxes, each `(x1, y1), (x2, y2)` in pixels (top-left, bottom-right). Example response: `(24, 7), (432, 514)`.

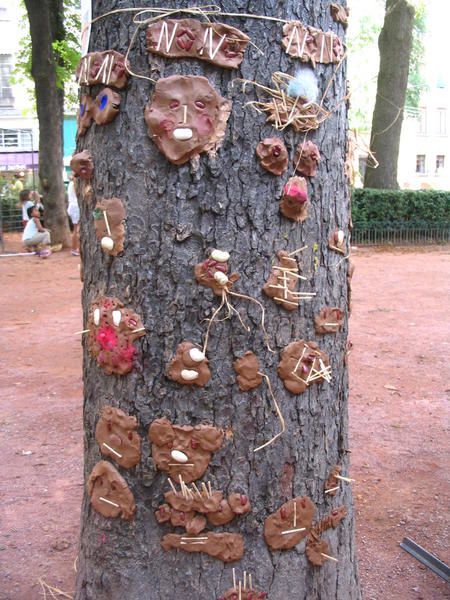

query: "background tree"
(75, 1), (360, 599)
(364, 0), (415, 189)
(21, 0), (80, 246)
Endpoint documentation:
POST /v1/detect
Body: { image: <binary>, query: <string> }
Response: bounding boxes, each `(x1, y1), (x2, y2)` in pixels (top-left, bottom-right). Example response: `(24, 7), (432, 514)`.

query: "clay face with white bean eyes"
(148, 417), (224, 483)
(87, 296), (145, 376)
(144, 75), (231, 165)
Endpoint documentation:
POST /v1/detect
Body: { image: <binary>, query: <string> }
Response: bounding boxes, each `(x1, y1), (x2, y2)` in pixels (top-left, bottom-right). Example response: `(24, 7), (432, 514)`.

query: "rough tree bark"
(24, 0), (70, 246)
(75, 1), (359, 598)
(364, 0), (415, 189)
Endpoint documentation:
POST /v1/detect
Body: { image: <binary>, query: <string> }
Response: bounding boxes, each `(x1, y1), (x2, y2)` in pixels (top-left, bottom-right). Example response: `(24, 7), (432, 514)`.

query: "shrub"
(352, 189), (450, 229)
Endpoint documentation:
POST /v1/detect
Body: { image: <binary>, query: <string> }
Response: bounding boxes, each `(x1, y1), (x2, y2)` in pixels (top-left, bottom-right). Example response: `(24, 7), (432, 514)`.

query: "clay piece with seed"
(256, 137), (289, 175)
(167, 341), (211, 387)
(95, 406), (141, 469)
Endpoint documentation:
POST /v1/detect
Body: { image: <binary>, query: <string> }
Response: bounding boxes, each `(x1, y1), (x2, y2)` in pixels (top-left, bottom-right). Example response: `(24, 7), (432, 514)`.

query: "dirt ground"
(0, 235), (449, 600)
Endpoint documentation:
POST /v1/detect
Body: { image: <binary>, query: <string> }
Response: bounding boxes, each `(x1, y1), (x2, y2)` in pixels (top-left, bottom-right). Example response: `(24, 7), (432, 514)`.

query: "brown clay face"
(167, 341), (211, 387)
(294, 140), (320, 177)
(144, 75), (231, 165)
(328, 229), (346, 254)
(77, 95), (95, 136)
(156, 487), (250, 532)
(324, 464), (341, 497)
(94, 88), (121, 125)
(95, 406), (141, 469)
(87, 296), (145, 376)
(77, 88), (121, 136)
(280, 176), (308, 222)
(256, 137), (289, 175)
(282, 22), (345, 66)
(194, 249), (239, 296)
(146, 19), (250, 69)
(93, 197), (126, 257)
(264, 496), (315, 550)
(148, 417), (224, 483)
(70, 150), (94, 180)
(314, 307), (344, 334)
(76, 50), (129, 88)
(278, 340), (331, 394)
(263, 251), (302, 311)
(233, 351), (262, 391)
(161, 532), (244, 563)
(330, 3), (349, 28)
(87, 460), (136, 520)
(305, 538), (330, 566)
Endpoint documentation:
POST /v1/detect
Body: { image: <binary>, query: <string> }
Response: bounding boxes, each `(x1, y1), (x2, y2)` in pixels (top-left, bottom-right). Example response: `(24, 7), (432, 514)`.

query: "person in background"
(30, 190), (45, 225)
(67, 174), (80, 256)
(18, 189), (34, 227)
(22, 205), (51, 258)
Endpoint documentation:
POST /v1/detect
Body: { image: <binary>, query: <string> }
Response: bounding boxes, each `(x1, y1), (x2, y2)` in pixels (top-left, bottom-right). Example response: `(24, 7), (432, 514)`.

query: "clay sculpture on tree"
(330, 3), (349, 28)
(144, 75), (231, 165)
(95, 406), (141, 469)
(328, 229), (346, 254)
(148, 417), (224, 483)
(161, 532), (244, 563)
(70, 150), (94, 180)
(280, 176), (309, 222)
(282, 21), (345, 66)
(294, 140), (320, 177)
(278, 340), (331, 394)
(166, 341), (211, 387)
(77, 88), (121, 136)
(76, 50), (130, 88)
(306, 506), (347, 565)
(314, 307), (344, 334)
(87, 296), (145, 376)
(194, 248), (239, 296)
(264, 496), (316, 550)
(93, 197), (126, 256)
(263, 250), (315, 311)
(147, 19), (250, 69)
(87, 460), (136, 520)
(255, 137), (289, 175)
(233, 351), (263, 391)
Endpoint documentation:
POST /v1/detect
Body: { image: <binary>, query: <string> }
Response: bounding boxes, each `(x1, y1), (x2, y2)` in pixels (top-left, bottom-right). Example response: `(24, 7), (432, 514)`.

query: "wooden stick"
(183, 105), (187, 124)
(293, 499), (297, 527)
(207, 481), (213, 497)
(181, 536), (208, 541)
(243, 571), (247, 590)
(249, 574), (253, 591)
(201, 482), (209, 498)
(167, 478), (178, 495)
(191, 483), (202, 498)
(178, 475), (186, 498)
(180, 541), (206, 545)
(99, 496), (119, 508)
(103, 211), (112, 237)
(321, 552), (339, 562)
(335, 474), (355, 483)
(288, 245), (308, 256)
(238, 581), (242, 600)
(233, 568), (237, 591)
(325, 485), (340, 494)
(102, 442), (122, 458)
(281, 527), (306, 535)
(74, 329), (90, 335)
(131, 327), (146, 333)
(273, 297), (298, 307)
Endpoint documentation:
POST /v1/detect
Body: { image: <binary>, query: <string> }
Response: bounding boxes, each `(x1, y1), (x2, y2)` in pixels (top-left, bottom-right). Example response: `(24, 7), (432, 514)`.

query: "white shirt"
(22, 200), (34, 221)
(67, 181), (79, 209)
(22, 217), (38, 241)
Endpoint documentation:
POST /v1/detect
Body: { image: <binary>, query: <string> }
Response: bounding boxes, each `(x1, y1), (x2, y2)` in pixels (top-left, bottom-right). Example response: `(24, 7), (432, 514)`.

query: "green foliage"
(352, 188), (450, 229)
(406, 1), (427, 109)
(12, 0), (81, 109)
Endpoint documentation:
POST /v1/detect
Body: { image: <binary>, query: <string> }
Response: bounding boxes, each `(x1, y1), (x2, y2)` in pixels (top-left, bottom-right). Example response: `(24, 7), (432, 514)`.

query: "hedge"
(352, 188), (450, 229)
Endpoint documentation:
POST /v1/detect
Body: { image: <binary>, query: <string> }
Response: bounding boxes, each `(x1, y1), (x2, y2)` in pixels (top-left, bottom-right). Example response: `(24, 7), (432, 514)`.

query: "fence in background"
(352, 225), (450, 246)
(0, 195), (23, 252)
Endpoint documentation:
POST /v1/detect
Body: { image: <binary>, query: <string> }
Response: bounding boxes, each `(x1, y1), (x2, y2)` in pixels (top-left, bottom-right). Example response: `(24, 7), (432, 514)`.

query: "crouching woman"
(22, 205), (52, 258)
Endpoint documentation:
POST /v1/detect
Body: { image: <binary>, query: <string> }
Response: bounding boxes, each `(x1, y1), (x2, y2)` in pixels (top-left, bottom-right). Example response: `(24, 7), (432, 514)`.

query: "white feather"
(287, 67), (319, 103)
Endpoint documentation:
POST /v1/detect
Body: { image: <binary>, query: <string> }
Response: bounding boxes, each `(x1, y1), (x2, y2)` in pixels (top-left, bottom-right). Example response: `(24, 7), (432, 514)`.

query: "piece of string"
(227, 289), (275, 354)
(253, 372), (286, 452)
(202, 289), (226, 355)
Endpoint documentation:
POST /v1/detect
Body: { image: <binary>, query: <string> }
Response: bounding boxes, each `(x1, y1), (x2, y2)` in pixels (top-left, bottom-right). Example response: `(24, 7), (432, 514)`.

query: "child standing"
(22, 205), (52, 258)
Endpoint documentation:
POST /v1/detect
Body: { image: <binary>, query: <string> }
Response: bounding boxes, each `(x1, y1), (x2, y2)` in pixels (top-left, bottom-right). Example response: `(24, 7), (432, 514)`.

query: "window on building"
(417, 108), (427, 135)
(416, 155), (426, 174)
(0, 129), (32, 150)
(0, 55), (14, 107)
(436, 155), (445, 173)
(437, 108), (447, 136)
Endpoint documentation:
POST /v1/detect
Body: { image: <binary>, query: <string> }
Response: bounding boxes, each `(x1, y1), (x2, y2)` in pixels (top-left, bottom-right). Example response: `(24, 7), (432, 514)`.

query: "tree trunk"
(364, 0), (415, 189)
(76, 1), (360, 599)
(24, 0), (70, 246)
